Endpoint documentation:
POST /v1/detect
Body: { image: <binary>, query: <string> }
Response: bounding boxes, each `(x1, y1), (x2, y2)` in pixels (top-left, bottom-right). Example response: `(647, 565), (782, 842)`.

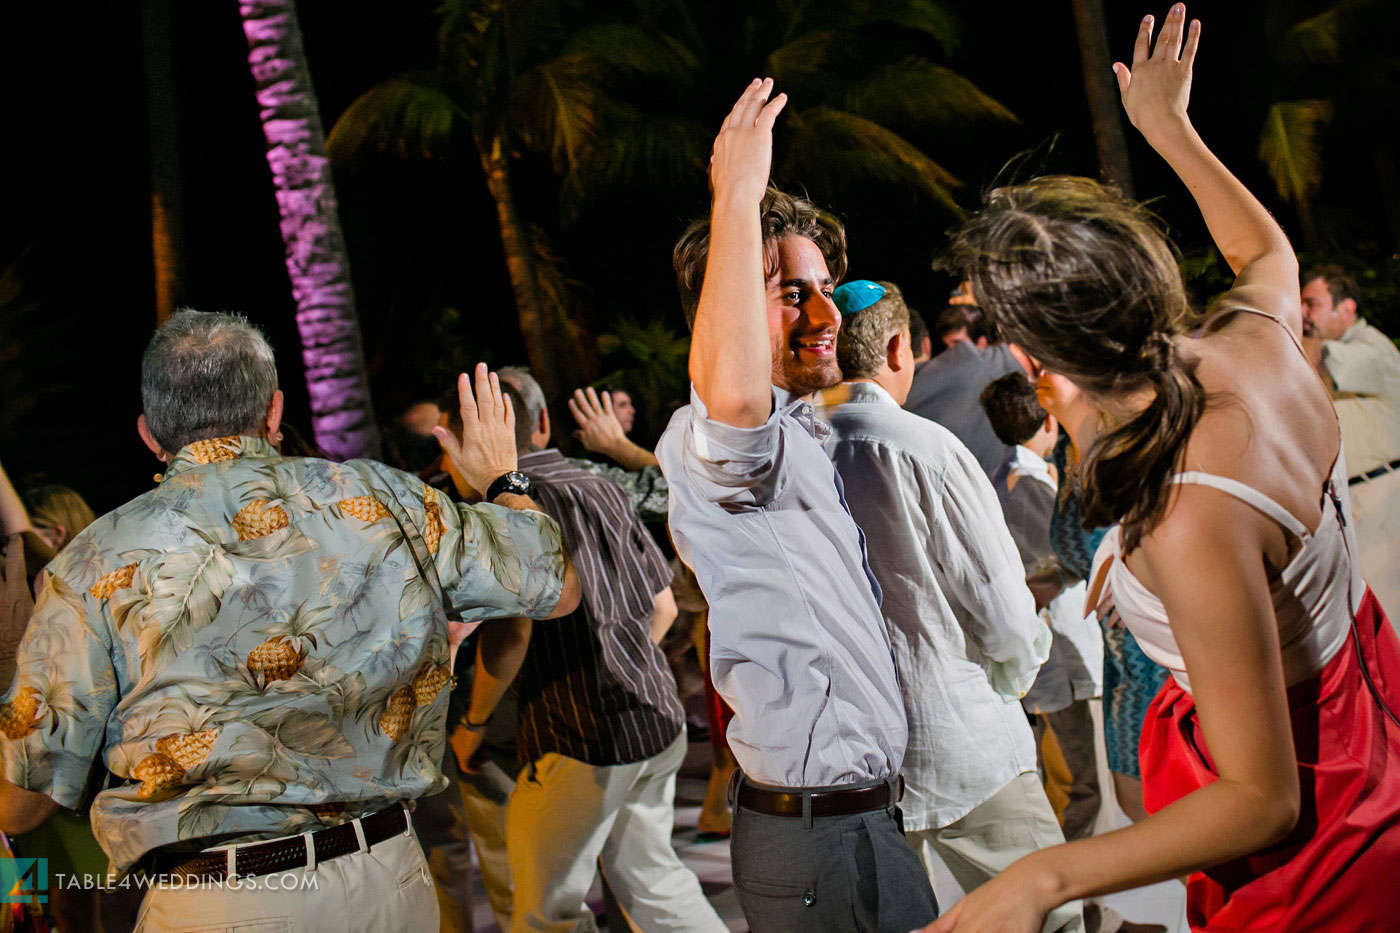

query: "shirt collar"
(775, 386), (831, 442)
(163, 435), (279, 479)
(838, 380), (898, 407)
(518, 448), (567, 470)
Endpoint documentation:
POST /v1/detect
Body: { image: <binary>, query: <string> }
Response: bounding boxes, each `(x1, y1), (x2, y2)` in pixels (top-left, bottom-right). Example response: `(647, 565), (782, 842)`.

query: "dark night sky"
(1, 0), (1389, 513)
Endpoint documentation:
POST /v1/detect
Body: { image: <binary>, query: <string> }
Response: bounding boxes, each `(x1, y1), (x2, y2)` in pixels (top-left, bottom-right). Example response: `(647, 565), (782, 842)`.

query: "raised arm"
(1115, 4), (1300, 335)
(569, 387), (659, 470)
(689, 79), (788, 427)
(0, 459), (34, 538)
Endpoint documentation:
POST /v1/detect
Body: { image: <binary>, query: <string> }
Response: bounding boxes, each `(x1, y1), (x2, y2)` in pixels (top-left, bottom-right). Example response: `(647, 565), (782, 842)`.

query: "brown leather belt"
(152, 804), (409, 881)
(737, 775), (903, 819)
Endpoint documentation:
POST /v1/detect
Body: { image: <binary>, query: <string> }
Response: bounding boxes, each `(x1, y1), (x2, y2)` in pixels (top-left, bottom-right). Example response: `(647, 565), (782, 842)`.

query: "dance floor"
(464, 737), (1189, 932)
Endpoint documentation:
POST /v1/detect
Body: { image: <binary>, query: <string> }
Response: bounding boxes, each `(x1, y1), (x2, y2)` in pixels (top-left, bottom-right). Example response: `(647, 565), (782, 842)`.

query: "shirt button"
(803, 890), (816, 907)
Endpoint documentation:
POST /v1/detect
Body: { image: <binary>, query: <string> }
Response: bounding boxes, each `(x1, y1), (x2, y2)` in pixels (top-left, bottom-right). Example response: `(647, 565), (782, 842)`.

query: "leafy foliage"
(1258, 100), (1333, 210)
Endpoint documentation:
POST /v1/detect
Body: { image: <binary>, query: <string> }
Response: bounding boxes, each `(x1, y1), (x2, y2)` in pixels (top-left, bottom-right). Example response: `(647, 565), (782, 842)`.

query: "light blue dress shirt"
(657, 386), (906, 788)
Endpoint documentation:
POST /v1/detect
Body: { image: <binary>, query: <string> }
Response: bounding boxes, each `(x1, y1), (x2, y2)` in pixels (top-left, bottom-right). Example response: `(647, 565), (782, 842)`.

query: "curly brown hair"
(673, 187), (848, 328)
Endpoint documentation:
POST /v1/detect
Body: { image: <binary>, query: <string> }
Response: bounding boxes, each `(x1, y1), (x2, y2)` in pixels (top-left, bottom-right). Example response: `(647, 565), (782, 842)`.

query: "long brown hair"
(945, 175), (1205, 535)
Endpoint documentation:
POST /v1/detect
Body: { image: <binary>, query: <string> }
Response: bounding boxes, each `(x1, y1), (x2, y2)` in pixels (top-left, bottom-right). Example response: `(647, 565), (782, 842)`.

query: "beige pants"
(506, 731), (725, 933)
(134, 820), (438, 933)
(906, 772), (1084, 933)
(1351, 468), (1399, 625)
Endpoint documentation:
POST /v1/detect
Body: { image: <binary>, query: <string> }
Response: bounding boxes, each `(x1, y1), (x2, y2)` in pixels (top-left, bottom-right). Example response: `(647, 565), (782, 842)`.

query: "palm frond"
(560, 110), (707, 222)
(511, 53), (607, 178)
(1281, 8), (1342, 63)
(764, 29), (844, 90)
(563, 23), (698, 80)
(326, 76), (469, 165)
(848, 0), (961, 58)
(1258, 99), (1333, 206)
(844, 59), (1017, 130)
(778, 107), (964, 217)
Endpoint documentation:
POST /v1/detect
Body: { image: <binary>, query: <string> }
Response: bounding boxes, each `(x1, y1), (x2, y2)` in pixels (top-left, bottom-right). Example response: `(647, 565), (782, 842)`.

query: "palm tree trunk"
(141, 0), (183, 325)
(239, 0), (380, 461)
(476, 133), (566, 407)
(1071, 0), (1136, 198)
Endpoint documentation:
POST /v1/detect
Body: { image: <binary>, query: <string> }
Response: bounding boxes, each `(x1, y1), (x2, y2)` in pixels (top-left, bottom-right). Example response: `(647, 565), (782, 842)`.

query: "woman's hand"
(914, 862), (1055, 933)
(709, 78), (787, 207)
(1113, 4), (1200, 144)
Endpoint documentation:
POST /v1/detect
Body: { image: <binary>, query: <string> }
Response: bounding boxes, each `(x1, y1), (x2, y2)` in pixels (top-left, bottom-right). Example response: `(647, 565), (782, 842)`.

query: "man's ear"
(137, 415), (170, 463)
(538, 406), (551, 446)
(1337, 297), (1358, 324)
(265, 390), (285, 439)
(887, 330), (906, 371)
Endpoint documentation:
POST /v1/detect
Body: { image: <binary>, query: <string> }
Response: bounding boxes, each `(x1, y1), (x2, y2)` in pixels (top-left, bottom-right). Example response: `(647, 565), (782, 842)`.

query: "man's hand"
(433, 363), (519, 497)
(1, 534), (36, 687)
(569, 388), (659, 470)
(1113, 5), (1200, 143)
(570, 388), (629, 457)
(709, 78), (787, 207)
(449, 723), (487, 774)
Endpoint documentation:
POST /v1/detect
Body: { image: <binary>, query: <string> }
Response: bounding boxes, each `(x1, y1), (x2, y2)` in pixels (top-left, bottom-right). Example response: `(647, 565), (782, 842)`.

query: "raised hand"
(569, 387), (627, 456)
(433, 363), (518, 497)
(709, 77), (788, 207)
(1113, 4), (1201, 142)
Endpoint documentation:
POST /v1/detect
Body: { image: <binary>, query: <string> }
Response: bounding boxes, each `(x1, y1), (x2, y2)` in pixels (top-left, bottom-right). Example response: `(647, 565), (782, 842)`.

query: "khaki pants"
(906, 772), (1083, 933)
(1351, 469), (1399, 624)
(134, 821), (438, 933)
(506, 731), (725, 933)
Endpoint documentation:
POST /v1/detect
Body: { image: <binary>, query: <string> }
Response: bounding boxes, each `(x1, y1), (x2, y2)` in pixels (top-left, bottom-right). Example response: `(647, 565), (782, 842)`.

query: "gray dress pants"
(730, 794), (938, 932)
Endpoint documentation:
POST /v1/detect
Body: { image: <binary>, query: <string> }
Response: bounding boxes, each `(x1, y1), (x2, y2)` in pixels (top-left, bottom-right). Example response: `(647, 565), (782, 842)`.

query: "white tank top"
(1089, 306), (1364, 694)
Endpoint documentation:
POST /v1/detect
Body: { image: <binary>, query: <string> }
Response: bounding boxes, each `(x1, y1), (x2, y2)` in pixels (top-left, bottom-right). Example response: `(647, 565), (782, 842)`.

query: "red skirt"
(1139, 587), (1400, 932)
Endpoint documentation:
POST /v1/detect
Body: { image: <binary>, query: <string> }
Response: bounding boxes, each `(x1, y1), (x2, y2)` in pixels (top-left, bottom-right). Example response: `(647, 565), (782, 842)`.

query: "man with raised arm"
(656, 79), (938, 931)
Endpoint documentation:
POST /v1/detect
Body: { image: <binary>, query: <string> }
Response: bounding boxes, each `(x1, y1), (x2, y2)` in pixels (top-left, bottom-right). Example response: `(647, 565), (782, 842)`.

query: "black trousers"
(730, 794), (938, 932)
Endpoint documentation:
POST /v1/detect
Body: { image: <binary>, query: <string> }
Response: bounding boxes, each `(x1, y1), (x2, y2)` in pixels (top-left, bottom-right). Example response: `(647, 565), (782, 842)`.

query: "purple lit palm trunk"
(240, 0), (379, 461)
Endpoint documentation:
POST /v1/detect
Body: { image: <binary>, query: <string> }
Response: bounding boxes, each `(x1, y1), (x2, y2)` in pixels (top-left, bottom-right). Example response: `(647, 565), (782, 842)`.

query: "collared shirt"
(826, 382), (1048, 829)
(569, 459), (669, 524)
(0, 436), (567, 873)
(515, 449), (682, 766)
(1323, 317), (1400, 475)
(996, 446), (1102, 714)
(904, 341), (1022, 477)
(657, 385), (906, 788)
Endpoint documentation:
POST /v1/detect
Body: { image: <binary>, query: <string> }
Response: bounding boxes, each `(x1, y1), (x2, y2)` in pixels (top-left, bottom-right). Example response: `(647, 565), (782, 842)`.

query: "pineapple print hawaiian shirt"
(0, 436), (567, 874)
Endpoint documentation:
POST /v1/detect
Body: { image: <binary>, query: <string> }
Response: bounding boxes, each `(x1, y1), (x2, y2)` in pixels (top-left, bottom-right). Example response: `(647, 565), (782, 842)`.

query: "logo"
(2, 857), (48, 904)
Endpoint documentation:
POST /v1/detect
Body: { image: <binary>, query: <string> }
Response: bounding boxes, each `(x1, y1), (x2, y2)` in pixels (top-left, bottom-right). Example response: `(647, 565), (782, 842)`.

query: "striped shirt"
(515, 449), (683, 765)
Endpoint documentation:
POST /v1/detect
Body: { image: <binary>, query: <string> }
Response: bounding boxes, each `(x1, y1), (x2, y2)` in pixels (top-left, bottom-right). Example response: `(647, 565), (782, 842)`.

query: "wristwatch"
(486, 470), (532, 502)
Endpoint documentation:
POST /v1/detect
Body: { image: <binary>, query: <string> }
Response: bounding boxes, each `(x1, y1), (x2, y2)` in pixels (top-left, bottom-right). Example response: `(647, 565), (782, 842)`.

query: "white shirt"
(1000, 446), (1104, 713)
(1323, 317), (1400, 475)
(657, 386), (907, 788)
(825, 382), (1050, 829)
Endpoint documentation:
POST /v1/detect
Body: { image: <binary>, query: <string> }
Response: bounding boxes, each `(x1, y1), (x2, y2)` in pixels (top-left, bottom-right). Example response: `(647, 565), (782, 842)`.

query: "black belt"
(736, 775), (903, 819)
(152, 804), (409, 881)
(1349, 458), (1400, 486)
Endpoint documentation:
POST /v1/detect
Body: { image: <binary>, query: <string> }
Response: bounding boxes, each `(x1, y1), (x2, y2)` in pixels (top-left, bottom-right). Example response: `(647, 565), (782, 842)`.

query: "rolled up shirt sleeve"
(682, 386), (787, 508)
(927, 445), (1051, 699)
(436, 500), (568, 622)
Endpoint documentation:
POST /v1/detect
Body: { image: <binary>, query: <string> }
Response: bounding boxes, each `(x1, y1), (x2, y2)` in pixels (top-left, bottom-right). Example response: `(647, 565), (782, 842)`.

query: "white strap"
(1174, 471), (1311, 538)
(302, 831), (317, 871)
(226, 846), (237, 879)
(352, 816), (370, 853)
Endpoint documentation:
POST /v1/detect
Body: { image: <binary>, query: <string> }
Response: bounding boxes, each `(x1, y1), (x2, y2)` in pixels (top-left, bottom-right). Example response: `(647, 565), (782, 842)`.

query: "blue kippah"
(833, 280), (885, 316)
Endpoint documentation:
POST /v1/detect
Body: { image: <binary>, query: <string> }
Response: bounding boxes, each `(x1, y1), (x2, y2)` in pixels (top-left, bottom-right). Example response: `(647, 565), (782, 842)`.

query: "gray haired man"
(0, 310), (579, 932)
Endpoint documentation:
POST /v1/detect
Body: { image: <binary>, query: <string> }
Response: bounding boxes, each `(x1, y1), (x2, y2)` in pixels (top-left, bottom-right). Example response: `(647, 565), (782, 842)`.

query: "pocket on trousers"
(397, 861), (431, 891)
(736, 875), (819, 907)
(163, 921), (292, 933)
